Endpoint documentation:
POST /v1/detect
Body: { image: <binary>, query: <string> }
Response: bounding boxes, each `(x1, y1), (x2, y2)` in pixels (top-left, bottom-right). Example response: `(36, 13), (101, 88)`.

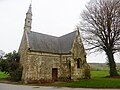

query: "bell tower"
(24, 3), (32, 32)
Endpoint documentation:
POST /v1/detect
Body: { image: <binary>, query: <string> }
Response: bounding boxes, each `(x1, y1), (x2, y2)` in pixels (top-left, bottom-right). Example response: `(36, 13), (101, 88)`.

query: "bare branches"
(80, 0), (120, 53)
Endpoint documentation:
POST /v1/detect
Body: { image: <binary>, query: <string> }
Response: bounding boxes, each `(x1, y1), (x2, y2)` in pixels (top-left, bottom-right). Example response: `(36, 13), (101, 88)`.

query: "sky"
(0, 0), (119, 63)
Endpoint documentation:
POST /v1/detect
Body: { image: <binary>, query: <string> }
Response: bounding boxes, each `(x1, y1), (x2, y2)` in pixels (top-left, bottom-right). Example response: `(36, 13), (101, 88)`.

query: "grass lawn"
(53, 71), (120, 88)
(0, 72), (9, 79)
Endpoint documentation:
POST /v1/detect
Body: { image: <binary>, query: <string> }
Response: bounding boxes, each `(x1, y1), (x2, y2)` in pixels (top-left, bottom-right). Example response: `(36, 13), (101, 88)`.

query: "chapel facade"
(19, 4), (90, 83)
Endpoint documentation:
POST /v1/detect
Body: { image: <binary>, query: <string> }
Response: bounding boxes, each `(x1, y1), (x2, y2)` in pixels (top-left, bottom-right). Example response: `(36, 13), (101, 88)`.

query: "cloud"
(0, 0), (7, 3)
(0, 0), (5, 2)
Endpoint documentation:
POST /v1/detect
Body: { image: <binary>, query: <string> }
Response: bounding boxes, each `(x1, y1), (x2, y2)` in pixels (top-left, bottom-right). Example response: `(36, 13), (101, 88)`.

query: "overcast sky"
(0, 0), (119, 63)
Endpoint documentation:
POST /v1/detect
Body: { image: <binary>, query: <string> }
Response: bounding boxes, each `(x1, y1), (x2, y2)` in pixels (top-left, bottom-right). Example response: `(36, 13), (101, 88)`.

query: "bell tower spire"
(24, 2), (32, 32)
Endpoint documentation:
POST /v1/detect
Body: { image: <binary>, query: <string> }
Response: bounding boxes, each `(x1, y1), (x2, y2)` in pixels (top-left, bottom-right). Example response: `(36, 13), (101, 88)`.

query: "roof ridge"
(30, 30), (77, 38)
(59, 30), (77, 38)
(30, 31), (58, 38)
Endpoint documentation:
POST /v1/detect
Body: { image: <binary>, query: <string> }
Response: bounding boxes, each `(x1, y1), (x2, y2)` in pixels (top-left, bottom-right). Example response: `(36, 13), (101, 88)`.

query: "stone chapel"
(18, 4), (90, 83)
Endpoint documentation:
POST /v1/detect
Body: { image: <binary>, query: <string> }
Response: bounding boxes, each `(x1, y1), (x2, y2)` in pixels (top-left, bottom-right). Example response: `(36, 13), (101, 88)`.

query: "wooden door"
(52, 68), (58, 81)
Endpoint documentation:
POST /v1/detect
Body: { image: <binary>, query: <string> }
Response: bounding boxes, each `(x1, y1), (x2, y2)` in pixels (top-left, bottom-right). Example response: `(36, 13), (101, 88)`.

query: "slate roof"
(27, 30), (76, 54)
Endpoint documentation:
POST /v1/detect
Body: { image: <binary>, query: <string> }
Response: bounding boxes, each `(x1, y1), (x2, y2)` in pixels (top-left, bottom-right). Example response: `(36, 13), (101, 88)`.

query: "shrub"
(9, 65), (22, 81)
(0, 51), (22, 81)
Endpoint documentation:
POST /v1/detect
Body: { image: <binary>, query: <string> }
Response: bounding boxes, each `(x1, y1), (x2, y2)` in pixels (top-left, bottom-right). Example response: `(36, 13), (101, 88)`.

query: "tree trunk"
(106, 49), (118, 77)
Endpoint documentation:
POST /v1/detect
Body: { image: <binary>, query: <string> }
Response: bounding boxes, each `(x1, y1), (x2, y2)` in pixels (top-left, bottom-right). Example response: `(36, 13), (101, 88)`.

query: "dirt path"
(0, 83), (119, 90)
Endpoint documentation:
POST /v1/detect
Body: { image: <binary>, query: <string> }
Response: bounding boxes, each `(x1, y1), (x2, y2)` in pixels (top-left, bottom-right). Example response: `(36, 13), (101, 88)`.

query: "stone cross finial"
(27, 2), (32, 14)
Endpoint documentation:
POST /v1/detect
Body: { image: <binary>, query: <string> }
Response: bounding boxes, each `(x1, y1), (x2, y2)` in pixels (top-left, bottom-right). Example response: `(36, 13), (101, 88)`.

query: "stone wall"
(70, 30), (90, 80)
(22, 51), (90, 83)
(22, 51), (72, 83)
(59, 55), (72, 80)
(18, 32), (30, 81)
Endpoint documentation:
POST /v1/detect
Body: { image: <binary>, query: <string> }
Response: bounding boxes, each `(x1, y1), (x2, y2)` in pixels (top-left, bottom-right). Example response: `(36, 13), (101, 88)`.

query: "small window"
(84, 55), (86, 58)
(77, 59), (80, 68)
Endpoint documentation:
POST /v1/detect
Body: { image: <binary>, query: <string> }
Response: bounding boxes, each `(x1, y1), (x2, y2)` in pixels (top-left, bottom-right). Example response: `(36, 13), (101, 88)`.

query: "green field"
(91, 70), (109, 78)
(54, 71), (120, 88)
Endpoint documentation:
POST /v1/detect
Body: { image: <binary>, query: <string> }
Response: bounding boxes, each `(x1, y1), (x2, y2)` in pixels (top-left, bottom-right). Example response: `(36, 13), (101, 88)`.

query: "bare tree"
(80, 0), (120, 77)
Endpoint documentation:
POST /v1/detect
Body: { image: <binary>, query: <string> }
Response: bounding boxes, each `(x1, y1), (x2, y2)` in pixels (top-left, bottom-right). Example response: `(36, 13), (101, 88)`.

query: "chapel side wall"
(24, 51), (73, 82)
(26, 52), (61, 81)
